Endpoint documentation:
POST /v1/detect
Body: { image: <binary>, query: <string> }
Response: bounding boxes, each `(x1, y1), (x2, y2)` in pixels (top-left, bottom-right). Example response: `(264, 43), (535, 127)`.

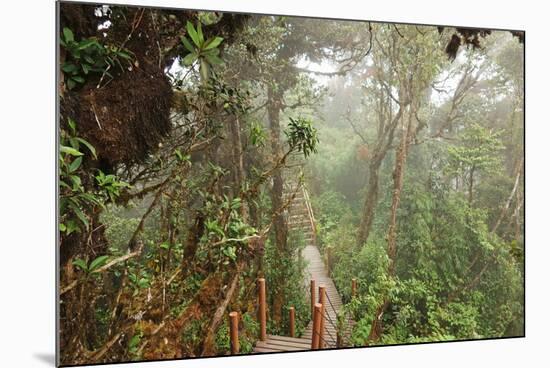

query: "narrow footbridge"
(252, 175), (354, 353)
(224, 160), (356, 355)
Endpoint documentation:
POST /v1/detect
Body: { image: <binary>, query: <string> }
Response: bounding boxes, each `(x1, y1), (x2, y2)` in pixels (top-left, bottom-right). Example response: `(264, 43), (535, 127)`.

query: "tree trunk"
(356, 103), (404, 249)
(491, 157), (524, 234)
(356, 159), (382, 248)
(267, 85), (287, 328)
(367, 107), (414, 342)
(229, 115), (249, 220)
(201, 268), (242, 356)
(468, 167), (475, 206)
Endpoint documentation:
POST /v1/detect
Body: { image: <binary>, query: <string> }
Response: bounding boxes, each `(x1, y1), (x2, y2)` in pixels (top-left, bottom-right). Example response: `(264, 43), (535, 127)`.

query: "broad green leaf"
(66, 78), (76, 90)
(89, 255), (109, 273)
(75, 138), (97, 159)
(203, 36), (223, 50)
(182, 52), (197, 66)
(203, 48), (220, 56)
(186, 21), (200, 47)
(62, 63), (78, 73)
(59, 223), (66, 232)
(61, 145), (83, 156)
(69, 156), (83, 172)
(72, 75), (85, 83)
(67, 118), (76, 133)
(205, 54), (223, 66)
(181, 36), (195, 53)
(63, 27), (74, 43)
(77, 39), (97, 50)
(65, 220), (80, 235)
(197, 23), (204, 44)
(73, 258), (88, 271)
(160, 242), (170, 250)
(71, 205), (89, 229)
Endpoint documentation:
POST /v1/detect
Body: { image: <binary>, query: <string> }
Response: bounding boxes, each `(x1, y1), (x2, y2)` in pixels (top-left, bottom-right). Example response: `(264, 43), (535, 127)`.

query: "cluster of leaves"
(59, 118), (130, 235)
(446, 124), (505, 180)
(60, 27), (133, 89)
(73, 255), (110, 274)
(196, 191), (257, 267)
(181, 21), (224, 81)
(59, 118), (100, 234)
(285, 117), (319, 158)
(248, 121), (267, 147)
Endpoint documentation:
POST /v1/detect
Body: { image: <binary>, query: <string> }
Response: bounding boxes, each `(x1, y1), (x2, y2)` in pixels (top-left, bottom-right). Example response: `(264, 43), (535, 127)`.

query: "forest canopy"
(58, 3), (524, 365)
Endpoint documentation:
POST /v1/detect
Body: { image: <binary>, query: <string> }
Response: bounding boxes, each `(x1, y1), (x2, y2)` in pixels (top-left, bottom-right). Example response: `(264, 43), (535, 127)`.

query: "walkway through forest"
(253, 160), (353, 353)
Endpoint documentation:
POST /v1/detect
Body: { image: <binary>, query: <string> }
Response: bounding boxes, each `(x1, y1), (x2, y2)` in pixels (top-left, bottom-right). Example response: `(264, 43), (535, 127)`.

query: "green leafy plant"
(285, 117), (319, 158)
(59, 118), (130, 235)
(72, 255), (110, 274)
(180, 21), (224, 81)
(60, 27), (134, 89)
(95, 170), (130, 203)
(59, 119), (101, 234)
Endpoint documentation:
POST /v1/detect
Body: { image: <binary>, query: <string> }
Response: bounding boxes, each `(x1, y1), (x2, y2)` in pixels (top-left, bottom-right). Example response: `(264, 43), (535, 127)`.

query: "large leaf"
(182, 52), (197, 66)
(70, 204), (89, 229)
(77, 39), (98, 50)
(62, 63), (78, 73)
(203, 36), (223, 50)
(63, 27), (74, 43)
(181, 36), (196, 53)
(196, 23), (204, 45)
(186, 21), (200, 47)
(75, 137), (97, 159)
(60, 145), (83, 156)
(69, 156), (82, 173)
(205, 54), (223, 66)
(89, 255), (109, 273)
(72, 258), (88, 272)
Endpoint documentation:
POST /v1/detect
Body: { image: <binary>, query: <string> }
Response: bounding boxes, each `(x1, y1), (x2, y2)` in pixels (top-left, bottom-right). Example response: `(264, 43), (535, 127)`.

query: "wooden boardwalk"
(252, 175), (352, 353)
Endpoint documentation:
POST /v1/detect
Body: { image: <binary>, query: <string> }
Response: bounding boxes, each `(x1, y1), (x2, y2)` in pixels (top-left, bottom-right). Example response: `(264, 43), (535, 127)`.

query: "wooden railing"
(302, 185), (317, 246)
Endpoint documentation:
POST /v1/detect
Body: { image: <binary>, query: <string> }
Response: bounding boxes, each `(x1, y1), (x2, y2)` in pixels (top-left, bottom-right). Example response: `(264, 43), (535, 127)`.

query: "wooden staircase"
(252, 157), (353, 353)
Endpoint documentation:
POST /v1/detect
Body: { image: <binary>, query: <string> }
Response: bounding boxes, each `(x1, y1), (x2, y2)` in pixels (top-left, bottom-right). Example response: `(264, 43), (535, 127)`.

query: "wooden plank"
(253, 347), (283, 353)
(256, 340), (310, 350)
(266, 335), (311, 344)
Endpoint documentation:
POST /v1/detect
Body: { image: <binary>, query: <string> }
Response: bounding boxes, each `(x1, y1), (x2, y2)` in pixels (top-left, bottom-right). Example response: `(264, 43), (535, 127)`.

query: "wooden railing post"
(289, 306), (295, 338)
(351, 278), (357, 299)
(318, 284), (326, 348)
(229, 311), (239, 354)
(311, 303), (322, 349)
(310, 279), (316, 319)
(258, 278), (267, 341)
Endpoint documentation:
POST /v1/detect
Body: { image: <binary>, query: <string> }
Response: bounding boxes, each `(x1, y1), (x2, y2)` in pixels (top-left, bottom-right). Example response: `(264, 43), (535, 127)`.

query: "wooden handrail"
(302, 185), (317, 246)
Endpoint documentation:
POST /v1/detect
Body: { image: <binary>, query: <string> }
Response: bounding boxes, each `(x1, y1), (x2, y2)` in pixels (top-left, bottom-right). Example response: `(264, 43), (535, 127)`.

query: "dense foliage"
(58, 4), (523, 365)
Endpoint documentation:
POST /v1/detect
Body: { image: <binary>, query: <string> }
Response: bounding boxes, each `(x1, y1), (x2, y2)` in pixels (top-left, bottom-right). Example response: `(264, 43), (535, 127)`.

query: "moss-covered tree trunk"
(267, 85), (287, 328)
